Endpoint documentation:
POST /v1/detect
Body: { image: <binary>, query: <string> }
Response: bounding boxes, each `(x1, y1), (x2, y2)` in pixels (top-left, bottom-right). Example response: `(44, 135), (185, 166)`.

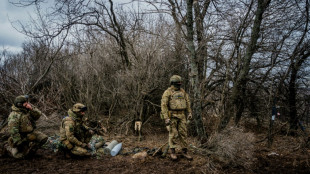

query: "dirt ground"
(1, 122), (310, 173)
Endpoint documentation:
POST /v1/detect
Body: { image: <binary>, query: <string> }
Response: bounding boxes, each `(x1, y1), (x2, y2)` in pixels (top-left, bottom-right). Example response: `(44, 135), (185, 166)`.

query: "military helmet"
(14, 95), (29, 107)
(170, 75), (182, 84)
(72, 103), (87, 113)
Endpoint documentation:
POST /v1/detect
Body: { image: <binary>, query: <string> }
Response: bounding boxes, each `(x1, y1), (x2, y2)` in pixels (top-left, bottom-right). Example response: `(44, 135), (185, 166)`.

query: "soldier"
(6, 95), (48, 158)
(59, 103), (93, 157)
(161, 75), (193, 160)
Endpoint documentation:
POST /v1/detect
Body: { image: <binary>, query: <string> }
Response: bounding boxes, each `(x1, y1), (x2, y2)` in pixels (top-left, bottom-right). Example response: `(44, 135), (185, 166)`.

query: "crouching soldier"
(7, 95), (48, 159)
(59, 103), (93, 157)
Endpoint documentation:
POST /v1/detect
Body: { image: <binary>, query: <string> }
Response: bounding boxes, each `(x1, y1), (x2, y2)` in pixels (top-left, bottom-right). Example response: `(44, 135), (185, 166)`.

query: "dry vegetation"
(1, 0), (310, 173)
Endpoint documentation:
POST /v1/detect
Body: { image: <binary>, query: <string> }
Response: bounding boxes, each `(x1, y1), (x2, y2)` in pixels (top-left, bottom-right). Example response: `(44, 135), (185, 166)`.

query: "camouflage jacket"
(161, 86), (192, 120)
(8, 105), (42, 145)
(59, 109), (89, 146)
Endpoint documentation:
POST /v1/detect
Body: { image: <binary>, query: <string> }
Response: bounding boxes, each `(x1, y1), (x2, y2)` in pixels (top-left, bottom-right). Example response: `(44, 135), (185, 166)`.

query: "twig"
(0, 120), (8, 130)
(152, 141), (168, 157)
(145, 100), (161, 108)
(189, 144), (214, 156)
(42, 113), (49, 120)
(255, 122), (288, 143)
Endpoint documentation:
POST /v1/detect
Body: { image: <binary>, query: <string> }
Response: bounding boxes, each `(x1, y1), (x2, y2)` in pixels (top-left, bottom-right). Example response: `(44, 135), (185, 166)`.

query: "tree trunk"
(186, 0), (206, 138)
(288, 64), (298, 130)
(194, 0), (211, 82)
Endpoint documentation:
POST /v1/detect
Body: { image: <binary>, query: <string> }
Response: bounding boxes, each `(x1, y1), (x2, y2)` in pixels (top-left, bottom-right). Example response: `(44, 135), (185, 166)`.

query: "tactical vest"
(168, 88), (187, 110)
(60, 116), (83, 141)
(59, 116), (73, 141)
(11, 112), (34, 133)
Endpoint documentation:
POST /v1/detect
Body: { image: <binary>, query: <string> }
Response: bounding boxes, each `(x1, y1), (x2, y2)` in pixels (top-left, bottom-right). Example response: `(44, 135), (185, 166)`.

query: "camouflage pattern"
(59, 107), (92, 156)
(14, 95), (28, 107)
(42, 134), (105, 157)
(72, 103), (87, 113)
(161, 85), (192, 149)
(169, 117), (188, 149)
(170, 75), (182, 83)
(161, 86), (192, 120)
(7, 104), (48, 158)
(42, 135), (62, 152)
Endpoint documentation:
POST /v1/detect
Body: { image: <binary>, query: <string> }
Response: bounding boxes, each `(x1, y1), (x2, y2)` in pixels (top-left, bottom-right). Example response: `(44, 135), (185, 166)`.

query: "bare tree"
(218, 0), (271, 131)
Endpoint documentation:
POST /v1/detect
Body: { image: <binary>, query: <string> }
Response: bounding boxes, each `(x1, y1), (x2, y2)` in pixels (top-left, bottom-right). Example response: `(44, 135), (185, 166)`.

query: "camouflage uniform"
(161, 86), (192, 149)
(161, 75), (193, 160)
(7, 95), (48, 159)
(59, 103), (92, 157)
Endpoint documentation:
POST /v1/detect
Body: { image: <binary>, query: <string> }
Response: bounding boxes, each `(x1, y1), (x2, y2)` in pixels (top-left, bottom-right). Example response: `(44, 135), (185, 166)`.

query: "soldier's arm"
(64, 120), (83, 146)
(82, 122), (90, 130)
(161, 90), (170, 120)
(29, 106), (42, 121)
(185, 92), (192, 114)
(8, 113), (22, 145)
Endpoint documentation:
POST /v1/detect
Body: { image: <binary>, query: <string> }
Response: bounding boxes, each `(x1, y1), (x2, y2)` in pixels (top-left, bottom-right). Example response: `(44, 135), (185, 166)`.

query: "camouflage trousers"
(168, 116), (188, 149)
(61, 132), (92, 157)
(7, 130), (48, 158)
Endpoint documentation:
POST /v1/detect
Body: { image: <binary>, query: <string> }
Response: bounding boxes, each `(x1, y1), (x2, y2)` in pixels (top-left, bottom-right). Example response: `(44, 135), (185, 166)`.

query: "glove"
(165, 118), (170, 125)
(187, 113), (192, 120)
(166, 125), (171, 132)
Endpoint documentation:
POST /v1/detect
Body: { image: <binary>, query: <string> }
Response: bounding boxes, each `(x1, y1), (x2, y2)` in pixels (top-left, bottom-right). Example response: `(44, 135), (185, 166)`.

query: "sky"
(0, 0), (34, 53)
(0, 0), (147, 54)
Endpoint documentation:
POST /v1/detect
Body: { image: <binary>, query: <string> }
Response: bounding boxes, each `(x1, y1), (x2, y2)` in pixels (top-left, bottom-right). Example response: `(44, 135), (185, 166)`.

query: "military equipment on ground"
(111, 142), (122, 156)
(104, 140), (118, 154)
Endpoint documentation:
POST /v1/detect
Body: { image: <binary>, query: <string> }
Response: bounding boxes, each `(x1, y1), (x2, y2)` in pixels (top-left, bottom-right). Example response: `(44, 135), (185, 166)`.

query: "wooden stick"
(152, 142), (168, 157)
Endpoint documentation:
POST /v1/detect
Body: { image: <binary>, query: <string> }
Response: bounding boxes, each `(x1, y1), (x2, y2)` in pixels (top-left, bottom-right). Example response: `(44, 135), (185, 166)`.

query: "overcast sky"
(0, 0), (147, 53)
(0, 1), (34, 53)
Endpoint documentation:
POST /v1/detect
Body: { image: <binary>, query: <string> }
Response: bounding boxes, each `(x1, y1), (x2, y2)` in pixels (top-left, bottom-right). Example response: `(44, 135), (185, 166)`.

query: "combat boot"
(170, 148), (177, 160)
(182, 148), (193, 160)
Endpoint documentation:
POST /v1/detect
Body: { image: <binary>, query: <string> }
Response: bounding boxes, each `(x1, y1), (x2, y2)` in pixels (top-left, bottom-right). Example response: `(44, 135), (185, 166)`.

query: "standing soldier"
(59, 103), (93, 157)
(161, 75), (193, 160)
(7, 95), (48, 158)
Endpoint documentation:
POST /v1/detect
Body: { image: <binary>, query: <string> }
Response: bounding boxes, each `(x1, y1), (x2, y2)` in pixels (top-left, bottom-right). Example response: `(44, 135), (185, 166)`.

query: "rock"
(132, 151), (148, 160)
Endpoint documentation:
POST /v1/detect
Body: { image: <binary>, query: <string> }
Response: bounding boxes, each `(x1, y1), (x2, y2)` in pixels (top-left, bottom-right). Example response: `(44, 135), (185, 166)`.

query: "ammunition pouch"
(62, 140), (73, 150)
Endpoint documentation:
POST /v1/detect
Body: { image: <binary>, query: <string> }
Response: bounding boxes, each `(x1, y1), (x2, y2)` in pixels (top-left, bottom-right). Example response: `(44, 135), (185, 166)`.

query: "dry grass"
(36, 112), (62, 136)
(202, 126), (256, 170)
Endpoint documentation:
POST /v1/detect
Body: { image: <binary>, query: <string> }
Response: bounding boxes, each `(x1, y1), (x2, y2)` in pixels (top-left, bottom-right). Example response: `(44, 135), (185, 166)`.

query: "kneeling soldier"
(59, 103), (93, 157)
(7, 95), (48, 158)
